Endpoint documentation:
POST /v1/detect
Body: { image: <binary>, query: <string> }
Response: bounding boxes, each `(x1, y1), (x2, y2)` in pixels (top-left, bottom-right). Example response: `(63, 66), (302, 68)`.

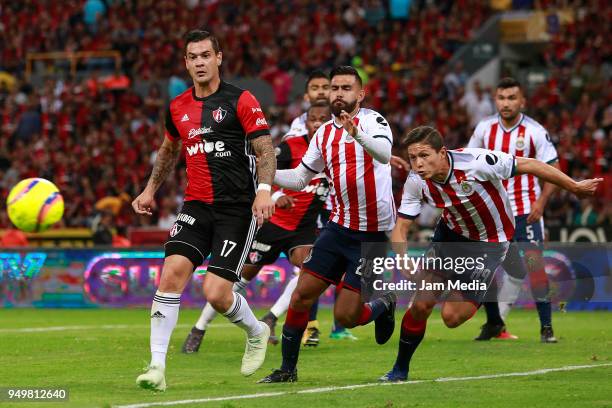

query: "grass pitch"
(1, 308), (610, 407)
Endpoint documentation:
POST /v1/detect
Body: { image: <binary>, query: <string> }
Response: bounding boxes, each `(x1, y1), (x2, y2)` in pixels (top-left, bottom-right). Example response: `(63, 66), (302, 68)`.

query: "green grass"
(0, 308), (610, 408)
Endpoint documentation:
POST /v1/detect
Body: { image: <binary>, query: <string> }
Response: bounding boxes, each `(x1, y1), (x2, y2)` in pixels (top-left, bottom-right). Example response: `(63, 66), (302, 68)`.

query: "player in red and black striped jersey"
(133, 30), (276, 391)
(182, 102), (333, 352)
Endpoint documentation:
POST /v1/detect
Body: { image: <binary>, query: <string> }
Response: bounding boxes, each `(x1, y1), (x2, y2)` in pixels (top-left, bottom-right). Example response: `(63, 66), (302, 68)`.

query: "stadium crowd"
(0, 0), (609, 236)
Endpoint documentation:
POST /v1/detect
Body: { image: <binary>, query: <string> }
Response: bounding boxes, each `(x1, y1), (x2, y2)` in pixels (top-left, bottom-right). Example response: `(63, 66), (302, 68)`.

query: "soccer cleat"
(182, 327), (205, 353)
(301, 320), (320, 345)
(474, 323), (505, 341)
(261, 312), (279, 345)
(136, 364), (166, 391)
(257, 368), (298, 383)
(303, 327), (320, 347)
(379, 368), (408, 382)
(495, 329), (519, 340)
(329, 328), (358, 340)
(541, 326), (558, 343)
(375, 292), (397, 345)
(241, 321), (270, 376)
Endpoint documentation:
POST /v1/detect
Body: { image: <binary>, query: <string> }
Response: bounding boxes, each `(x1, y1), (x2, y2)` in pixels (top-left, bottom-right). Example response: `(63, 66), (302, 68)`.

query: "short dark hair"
(305, 70), (328, 90)
(183, 29), (220, 55)
(404, 126), (444, 152)
(330, 65), (362, 87)
(497, 77), (522, 91)
(308, 100), (330, 112)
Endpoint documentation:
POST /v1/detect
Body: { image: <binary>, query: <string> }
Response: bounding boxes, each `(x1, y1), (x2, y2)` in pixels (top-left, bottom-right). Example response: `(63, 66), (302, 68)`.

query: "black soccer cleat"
(257, 368), (298, 383)
(261, 312), (279, 345)
(375, 291), (397, 345)
(474, 323), (505, 341)
(182, 327), (205, 353)
(541, 326), (558, 343)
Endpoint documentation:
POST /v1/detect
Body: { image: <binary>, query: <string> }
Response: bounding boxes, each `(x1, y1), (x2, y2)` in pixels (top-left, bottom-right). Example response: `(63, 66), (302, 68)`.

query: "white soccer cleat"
(241, 321), (270, 376)
(136, 364), (167, 391)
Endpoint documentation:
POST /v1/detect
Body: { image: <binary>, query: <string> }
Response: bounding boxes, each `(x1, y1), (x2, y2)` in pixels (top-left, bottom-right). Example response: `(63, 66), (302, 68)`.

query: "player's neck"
(432, 154), (451, 183)
(500, 113), (522, 130)
(194, 76), (221, 98)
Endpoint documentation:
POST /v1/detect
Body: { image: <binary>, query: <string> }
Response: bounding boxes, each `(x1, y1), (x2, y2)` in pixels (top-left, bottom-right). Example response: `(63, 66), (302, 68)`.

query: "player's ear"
(217, 51), (222, 67)
(357, 87), (365, 104)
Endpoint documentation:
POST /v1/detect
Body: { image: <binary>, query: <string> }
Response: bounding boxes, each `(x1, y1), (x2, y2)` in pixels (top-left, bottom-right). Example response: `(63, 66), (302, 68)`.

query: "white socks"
(150, 291), (181, 368)
(270, 274), (299, 318)
(498, 274), (524, 320)
(195, 302), (217, 330)
(194, 278), (251, 330)
(223, 292), (262, 337)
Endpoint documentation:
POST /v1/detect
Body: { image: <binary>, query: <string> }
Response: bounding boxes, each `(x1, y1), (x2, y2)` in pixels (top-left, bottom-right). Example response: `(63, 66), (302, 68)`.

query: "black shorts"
(303, 221), (388, 294)
(164, 201), (257, 282)
(425, 222), (509, 304)
(247, 222), (316, 266)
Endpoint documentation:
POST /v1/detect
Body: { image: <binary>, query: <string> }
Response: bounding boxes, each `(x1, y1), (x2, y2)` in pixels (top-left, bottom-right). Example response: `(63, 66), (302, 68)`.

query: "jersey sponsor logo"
(251, 240), (271, 252)
(251, 107), (262, 113)
(188, 126), (213, 139)
(169, 223), (183, 237)
(176, 213), (196, 225)
(186, 140), (231, 158)
(212, 106), (227, 123)
(181, 114), (190, 122)
(256, 117), (268, 127)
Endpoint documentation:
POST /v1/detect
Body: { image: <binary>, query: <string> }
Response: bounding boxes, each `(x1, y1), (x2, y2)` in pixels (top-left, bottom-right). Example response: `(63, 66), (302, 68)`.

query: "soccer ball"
(6, 178), (64, 232)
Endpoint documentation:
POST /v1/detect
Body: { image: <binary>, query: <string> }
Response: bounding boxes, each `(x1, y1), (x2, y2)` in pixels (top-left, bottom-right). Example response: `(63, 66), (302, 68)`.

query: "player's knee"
(334, 314), (356, 329)
(410, 302), (434, 321)
(289, 289), (313, 312)
(441, 310), (467, 328)
(158, 268), (186, 293)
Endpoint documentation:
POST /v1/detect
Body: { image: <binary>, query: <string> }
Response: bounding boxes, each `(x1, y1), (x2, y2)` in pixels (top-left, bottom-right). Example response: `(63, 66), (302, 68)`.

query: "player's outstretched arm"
(516, 157), (603, 198)
(273, 164), (316, 191)
(251, 135), (277, 226)
(132, 137), (181, 216)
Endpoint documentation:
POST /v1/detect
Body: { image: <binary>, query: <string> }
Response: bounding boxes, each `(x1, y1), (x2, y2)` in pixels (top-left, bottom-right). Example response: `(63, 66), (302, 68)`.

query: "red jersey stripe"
(344, 140), (360, 230)
(488, 123), (498, 150)
(454, 170), (498, 242)
(425, 180), (446, 208)
(440, 183), (480, 240)
(330, 127), (345, 225)
(481, 180), (515, 239)
(501, 130), (511, 190)
(527, 136), (537, 205)
(363, 150), (378, 231)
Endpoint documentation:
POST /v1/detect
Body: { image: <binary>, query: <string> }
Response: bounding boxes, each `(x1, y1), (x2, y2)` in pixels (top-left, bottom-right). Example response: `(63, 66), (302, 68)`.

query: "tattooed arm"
(250, 134), (277, 225)
(132, 137), (181, 216)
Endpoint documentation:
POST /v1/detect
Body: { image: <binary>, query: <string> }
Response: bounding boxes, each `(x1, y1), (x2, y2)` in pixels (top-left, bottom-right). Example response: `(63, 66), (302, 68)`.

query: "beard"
(331, 99), (357, 116)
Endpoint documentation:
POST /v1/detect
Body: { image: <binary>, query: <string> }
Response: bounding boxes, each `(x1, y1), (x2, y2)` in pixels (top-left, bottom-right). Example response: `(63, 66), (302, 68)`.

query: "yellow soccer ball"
(6, 178), (64, 232)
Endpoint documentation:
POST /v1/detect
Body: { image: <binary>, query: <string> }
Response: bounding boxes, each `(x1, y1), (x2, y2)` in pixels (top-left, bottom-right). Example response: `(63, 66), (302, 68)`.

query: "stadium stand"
(0, 0), (609, 235)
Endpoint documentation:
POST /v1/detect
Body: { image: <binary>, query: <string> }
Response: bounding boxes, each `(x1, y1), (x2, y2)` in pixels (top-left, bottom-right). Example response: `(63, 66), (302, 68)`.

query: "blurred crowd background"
(0, 0), (610, 245)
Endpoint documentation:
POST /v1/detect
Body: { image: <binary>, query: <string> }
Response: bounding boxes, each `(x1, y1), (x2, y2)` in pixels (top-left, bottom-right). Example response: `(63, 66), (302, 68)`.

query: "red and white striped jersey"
(399, 148), (516, 242)
(301, 108), (395, 232)
(468, 114), (558, 216)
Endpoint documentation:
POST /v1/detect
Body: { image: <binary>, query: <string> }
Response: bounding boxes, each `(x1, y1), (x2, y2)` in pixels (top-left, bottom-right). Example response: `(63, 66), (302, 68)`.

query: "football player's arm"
(133, 108), (182, 216)
(515, 158), (602, 198)
(338, 111), (392, 164)
(251, 135), (277, 225)
(391, 216), (413, 256)
(274, 164), (316, 191)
